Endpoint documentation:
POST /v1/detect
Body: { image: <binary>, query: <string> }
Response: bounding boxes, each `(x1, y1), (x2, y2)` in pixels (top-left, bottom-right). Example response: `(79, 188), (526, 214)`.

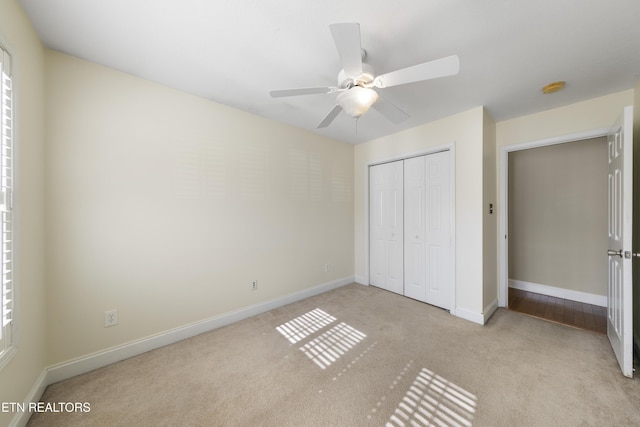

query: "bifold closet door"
(369, 160), (404, 295)
(403, 156), (427, 301)
(404, 151), (451, 309)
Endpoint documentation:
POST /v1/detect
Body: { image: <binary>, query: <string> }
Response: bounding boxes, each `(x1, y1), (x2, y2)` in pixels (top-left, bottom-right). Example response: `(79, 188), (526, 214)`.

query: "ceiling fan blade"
(329, 23), (363, 79)
(373, 55), (460, 89)
(317, 105), (343, 128)
(371, 96), (409, 124)
(270, 87), (335, 98)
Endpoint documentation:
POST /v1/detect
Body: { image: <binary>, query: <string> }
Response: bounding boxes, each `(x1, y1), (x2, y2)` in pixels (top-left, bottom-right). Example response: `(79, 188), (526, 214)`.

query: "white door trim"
(498, 128), (609, 307)
(364, 142), (457, 315)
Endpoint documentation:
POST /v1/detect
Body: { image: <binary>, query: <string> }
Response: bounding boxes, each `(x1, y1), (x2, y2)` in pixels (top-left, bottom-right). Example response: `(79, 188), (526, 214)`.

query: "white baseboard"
(354, 275), (367, 285)
(453, 299), (498, 326)
(46, 276), (354, 385)
(509, 279), (606, 307)
(454, 307), (485, 325)
(8, 368), (48, 427)
(483, 298), (499, 323)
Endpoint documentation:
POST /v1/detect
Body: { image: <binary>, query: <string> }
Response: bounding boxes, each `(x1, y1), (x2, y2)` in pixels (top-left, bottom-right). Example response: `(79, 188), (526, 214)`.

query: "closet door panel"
(404, 156), (426, 301)
(369, 165), (386, 287)
(425, 151), (451, 309)
(370, 152), (451, 307)
(385, 161), (404, 294)
(369, 160), (403, 294)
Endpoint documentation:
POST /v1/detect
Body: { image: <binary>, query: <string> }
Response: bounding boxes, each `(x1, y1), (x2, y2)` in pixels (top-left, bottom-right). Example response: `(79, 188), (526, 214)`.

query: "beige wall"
(0, 0), (47, 426)
(483, 110), (497, 309)
(44, 51), (354, 365)
(496, 90), (634, 149)
(508, 138), (608, 295)
(354, 107), (486, 317)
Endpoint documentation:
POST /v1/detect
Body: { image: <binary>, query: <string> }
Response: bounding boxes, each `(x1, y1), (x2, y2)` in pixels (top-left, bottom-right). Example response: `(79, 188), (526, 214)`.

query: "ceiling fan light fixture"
(542, 81), (565, 94)
(337, 86), (379, 118)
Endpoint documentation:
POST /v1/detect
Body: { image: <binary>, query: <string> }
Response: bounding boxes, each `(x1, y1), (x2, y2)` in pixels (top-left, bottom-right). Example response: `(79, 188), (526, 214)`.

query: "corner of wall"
(482, 108), (498, 309)
(0, 1), (48, 426)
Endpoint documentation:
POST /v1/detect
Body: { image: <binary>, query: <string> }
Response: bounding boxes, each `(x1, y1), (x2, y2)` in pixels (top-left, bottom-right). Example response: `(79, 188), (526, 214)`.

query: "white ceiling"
(18, 0), (640, 144)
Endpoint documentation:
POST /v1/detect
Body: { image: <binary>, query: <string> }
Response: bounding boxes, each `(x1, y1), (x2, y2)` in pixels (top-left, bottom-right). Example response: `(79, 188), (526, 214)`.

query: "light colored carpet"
(28, 283), (640, 426)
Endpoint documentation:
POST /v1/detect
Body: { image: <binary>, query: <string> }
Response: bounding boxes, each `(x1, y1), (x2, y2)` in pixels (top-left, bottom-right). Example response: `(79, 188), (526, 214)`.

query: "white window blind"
(0, 44), (13, 357)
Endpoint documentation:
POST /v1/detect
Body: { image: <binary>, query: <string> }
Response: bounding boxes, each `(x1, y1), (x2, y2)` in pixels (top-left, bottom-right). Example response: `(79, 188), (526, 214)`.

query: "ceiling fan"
(270, 23), (460, 129)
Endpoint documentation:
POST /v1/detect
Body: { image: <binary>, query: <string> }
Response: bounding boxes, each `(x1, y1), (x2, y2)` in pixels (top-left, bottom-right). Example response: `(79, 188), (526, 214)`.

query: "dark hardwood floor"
(508, 288), (607, 335)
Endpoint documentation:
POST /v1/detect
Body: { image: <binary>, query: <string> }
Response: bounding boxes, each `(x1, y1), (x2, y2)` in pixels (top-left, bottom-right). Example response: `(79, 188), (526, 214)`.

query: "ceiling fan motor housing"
(338, 63), (375, 89)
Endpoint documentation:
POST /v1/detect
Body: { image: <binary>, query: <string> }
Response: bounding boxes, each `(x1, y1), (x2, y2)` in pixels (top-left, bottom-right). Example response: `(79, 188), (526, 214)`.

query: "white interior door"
(403, 152), (452, 309)
(369, 161), (404, 294)
(404, 156), (426, 301)
(386, 161), (404, 294)
(370, 164), (387, 288)
(606, 105), (633, 378)
(370, 152), (452, 306)
(424, 151), (451, 309)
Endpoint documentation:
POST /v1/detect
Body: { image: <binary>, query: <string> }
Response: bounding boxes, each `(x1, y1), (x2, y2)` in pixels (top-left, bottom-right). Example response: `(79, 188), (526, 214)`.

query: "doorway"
(498, 130), (610, 334)
(500, 108), (635, 377)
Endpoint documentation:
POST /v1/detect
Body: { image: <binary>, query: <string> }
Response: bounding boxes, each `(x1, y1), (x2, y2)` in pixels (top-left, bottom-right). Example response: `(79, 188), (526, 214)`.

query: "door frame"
(365, 142), (457, 315)
(498, 128), (610, 307)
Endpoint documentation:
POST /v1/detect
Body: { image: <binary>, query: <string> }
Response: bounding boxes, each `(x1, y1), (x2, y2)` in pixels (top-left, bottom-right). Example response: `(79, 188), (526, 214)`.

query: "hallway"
(508, 288), (607, 335)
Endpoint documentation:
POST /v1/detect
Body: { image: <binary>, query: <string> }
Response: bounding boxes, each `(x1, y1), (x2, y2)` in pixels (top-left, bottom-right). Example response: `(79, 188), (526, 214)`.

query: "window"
(0, 44), (14, 365)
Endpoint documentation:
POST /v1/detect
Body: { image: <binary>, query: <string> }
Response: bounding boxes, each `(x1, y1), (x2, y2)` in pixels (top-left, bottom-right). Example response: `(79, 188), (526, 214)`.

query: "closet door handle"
(607, 249), (623, 257)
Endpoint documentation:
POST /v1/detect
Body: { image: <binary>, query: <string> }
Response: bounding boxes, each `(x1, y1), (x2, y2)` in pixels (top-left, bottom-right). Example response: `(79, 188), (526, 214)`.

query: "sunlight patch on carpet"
(386, 368), (477, 427)
(275, 308), (336, 344)
(299, 322), (367, 369)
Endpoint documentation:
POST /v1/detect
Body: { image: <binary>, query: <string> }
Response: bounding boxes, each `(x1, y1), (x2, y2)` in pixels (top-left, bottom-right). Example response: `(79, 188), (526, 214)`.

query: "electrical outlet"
(324, 263), (330, 272)
(250, 280), (258, 291)
(104, 309), (118, 327)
